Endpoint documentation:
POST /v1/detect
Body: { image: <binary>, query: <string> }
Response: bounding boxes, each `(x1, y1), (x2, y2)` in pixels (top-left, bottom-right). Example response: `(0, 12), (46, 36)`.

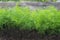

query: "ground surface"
(0, 28), (60, 40)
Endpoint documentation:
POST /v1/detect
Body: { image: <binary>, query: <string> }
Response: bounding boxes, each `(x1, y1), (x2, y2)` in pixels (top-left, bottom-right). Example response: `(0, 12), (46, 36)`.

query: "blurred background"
(0, 0), (60, 10)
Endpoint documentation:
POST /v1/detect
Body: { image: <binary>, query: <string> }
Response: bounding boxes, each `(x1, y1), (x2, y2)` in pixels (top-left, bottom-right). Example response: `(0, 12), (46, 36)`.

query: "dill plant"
(0, 6), (60, 34)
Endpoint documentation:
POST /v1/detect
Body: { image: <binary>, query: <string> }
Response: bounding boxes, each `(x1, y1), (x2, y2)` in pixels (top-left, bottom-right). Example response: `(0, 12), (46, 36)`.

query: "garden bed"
(0, 6), (60, 40)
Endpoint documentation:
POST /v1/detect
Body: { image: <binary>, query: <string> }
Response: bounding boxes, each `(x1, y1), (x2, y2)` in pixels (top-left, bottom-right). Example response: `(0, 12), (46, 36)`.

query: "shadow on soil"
(0, 28), (60, 40)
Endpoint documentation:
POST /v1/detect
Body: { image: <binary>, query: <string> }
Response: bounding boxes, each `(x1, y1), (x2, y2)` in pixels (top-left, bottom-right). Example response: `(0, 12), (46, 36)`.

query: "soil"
(0, 28), (60, 40)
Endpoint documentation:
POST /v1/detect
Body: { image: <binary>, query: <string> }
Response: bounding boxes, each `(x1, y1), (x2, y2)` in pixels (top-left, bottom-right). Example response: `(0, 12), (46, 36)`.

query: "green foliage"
(0, 0), (20, 1)
(0, 0), (57, 2)
(0, 6), (60, 35)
